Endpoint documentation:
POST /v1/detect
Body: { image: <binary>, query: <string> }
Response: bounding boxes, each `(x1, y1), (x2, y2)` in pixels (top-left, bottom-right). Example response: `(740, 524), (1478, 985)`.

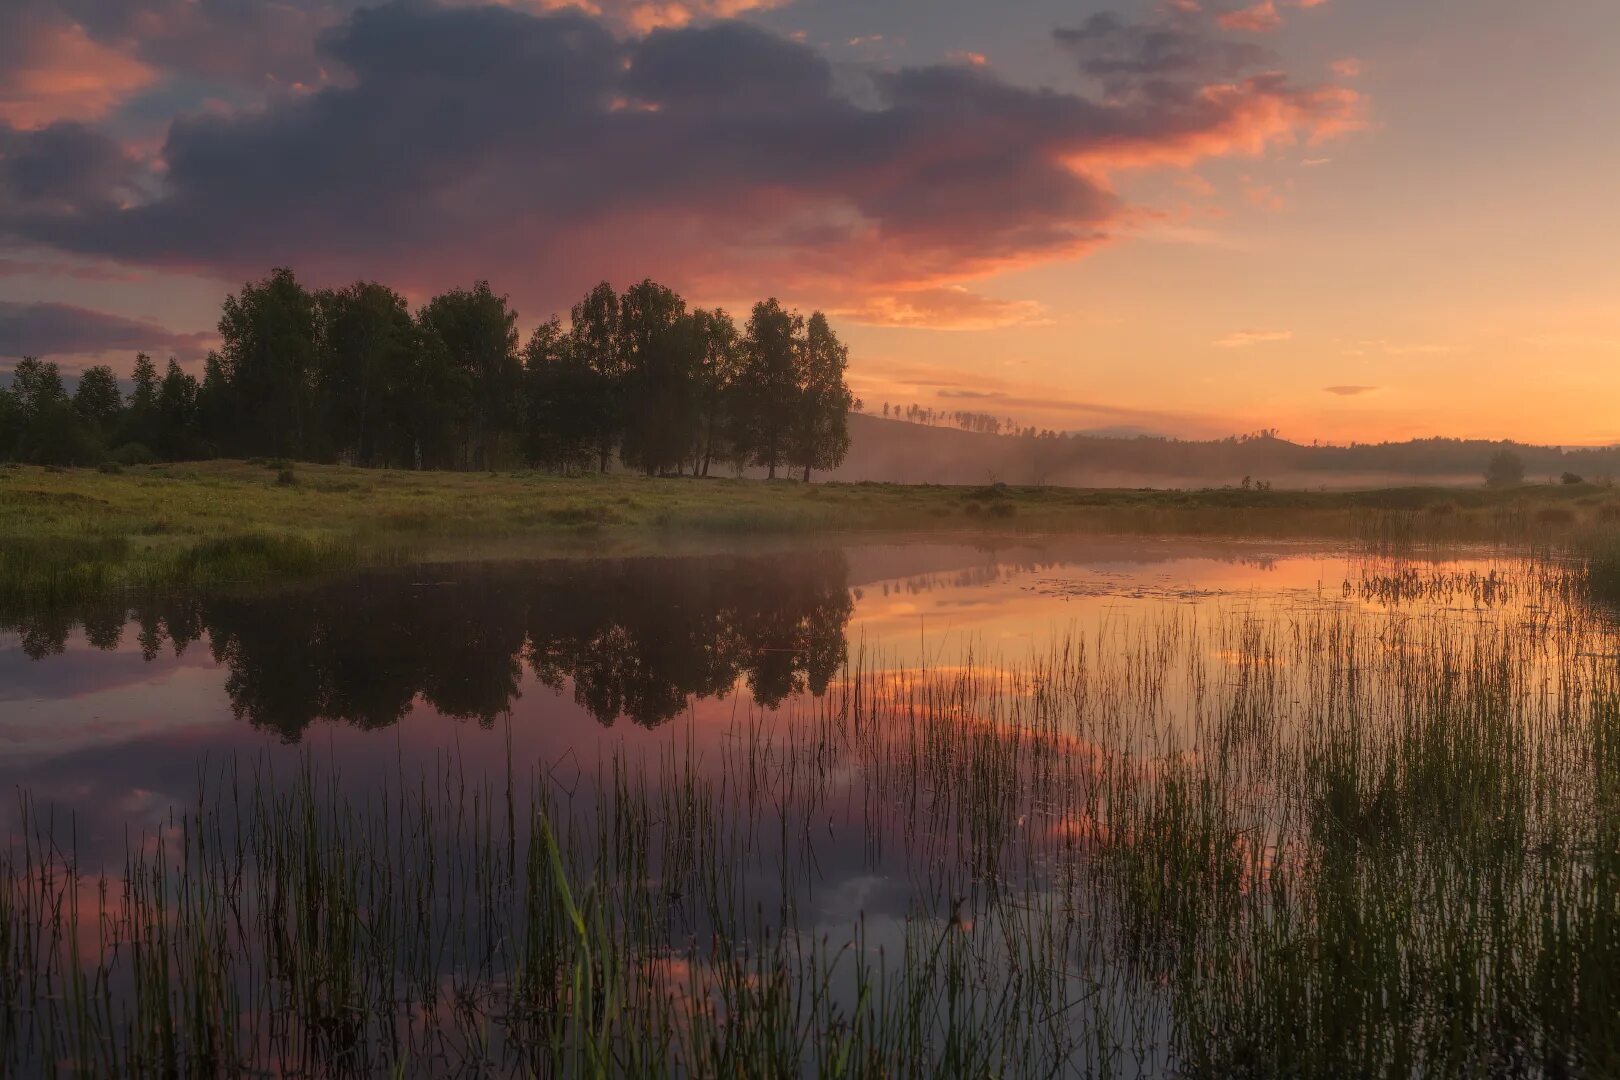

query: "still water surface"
(3, 533), (1607, 1074)
(0, 534), (1534, 854)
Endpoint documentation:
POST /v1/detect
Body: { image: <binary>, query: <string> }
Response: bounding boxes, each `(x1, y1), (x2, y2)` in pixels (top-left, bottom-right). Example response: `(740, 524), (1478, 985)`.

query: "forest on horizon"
(832, 414), (1620, 489)
(3, 266), (1617, 489)
(0, 269), (856, 481)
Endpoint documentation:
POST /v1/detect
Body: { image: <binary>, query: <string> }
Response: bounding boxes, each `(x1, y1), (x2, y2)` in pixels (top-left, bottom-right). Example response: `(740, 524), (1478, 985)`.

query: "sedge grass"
(6, 552), (1620, 1074)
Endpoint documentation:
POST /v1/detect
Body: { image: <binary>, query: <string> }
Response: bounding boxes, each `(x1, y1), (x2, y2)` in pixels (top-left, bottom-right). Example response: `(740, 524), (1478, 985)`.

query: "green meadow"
(4, 458), (1618, 602)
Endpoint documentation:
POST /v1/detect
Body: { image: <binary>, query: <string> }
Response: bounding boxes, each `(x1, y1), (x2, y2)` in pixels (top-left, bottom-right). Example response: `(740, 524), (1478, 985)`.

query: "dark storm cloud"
(0, 2), (1358, 315)
(0, 121), (141, 217)
(0, 300), (213, 362)
(1054, 11), (1275, 96)
(16, 0), (783, 101)
(30, 0), (340, 87)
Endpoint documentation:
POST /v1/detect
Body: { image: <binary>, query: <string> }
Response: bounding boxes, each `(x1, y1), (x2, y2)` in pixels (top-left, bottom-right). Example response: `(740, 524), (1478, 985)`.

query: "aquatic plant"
(6, 556), (1620, 1075)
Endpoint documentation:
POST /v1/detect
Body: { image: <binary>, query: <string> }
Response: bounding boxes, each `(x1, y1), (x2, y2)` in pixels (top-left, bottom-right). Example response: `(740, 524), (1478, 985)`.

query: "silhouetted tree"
(72, 365), (122, 440)
(1485, 448), (1525, 488)
(567, 282), (626, 472)
(11, 357), (94, 463)
(691, 308), (742, 477)
(316, 281), (416, 466)
(618, 279), (697, 476)
(217, 268), (320, 457)
(0, 383), (17, 460)
(733, 299), (803, 479)
(789, 311), (854, 482)
(156, 359), (200, 459)
(196, 351), (233, 452)
(120, 352), (160, 450)
(523, 318), (605, 473)
(417, 281), (521, 470)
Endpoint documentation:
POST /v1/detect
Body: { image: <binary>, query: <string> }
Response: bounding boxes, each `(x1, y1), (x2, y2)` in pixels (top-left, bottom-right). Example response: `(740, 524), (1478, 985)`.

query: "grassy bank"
(3, 459), (1617, 602)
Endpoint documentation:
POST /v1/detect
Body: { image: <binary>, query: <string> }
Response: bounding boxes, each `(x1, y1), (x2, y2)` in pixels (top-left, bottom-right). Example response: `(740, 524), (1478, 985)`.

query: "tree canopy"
(0, 269), (858, 479)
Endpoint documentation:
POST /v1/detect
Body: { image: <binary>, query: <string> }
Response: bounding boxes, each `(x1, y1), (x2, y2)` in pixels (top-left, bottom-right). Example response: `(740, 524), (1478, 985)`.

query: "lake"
(2, 534), (1613, 1076)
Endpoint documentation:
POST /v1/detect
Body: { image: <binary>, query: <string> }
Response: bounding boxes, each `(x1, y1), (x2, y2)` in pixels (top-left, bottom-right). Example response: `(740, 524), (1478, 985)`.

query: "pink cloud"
(1242, 178), (1288, 210)
(1217, 2), (1283, 32)
(1066, 77), (1364, 174)
(525, 0), (791, 31)
(1216, 0), (1328, 32)
(0, 18), (156, 130)
(0, 258), (145, 283)
(829, 287), (1049, 331)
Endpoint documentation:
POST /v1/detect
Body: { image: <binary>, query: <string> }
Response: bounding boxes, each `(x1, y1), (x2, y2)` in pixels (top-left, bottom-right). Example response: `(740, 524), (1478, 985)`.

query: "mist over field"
(828, 414), (1614, 490)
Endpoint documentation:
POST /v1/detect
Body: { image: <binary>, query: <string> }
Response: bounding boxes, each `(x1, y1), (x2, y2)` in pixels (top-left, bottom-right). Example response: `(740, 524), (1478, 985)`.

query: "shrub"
(111, 442), (157, 466)
(97, 461), (123, 475)
(1484, 449), (1525, 488)
(276, 468), (297, 486)
(1562, 472), (1584, 485)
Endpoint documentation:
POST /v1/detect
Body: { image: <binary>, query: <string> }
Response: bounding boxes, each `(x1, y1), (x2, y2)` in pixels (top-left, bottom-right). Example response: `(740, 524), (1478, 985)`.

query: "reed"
(4, 553), (1620, 1075)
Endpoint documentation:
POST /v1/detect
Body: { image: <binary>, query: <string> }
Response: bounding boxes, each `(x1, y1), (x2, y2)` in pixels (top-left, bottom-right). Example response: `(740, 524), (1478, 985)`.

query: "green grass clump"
(0, 534), (127, 603)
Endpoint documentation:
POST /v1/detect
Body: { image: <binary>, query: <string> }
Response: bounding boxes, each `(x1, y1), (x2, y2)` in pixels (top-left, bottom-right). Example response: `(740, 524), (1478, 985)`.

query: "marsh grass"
(3, 460), (1618, 604)
(7, 552), (1620, 1075)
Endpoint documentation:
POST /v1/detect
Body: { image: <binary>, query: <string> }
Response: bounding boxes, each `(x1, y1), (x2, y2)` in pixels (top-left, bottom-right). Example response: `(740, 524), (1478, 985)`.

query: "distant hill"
(829, 414), (1620, 490)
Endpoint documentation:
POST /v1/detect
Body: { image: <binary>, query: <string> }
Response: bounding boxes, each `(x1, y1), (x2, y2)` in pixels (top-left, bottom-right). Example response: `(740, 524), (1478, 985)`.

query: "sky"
(1, 0), (1616, 445)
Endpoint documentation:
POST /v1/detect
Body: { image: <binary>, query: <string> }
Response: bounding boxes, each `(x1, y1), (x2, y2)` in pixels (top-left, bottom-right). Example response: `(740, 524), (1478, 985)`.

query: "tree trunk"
(768, 462), (776, 480)
(803, 464), (811, 483)
(357, 382), (369, 466)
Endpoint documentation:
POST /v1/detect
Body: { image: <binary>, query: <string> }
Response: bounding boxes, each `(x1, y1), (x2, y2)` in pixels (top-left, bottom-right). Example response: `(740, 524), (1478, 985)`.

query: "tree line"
(0, 270), (858, 479)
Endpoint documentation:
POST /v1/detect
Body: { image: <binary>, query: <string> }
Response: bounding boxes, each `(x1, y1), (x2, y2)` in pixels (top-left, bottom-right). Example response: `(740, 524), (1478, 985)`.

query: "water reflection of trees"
(2, 554), (853, 740)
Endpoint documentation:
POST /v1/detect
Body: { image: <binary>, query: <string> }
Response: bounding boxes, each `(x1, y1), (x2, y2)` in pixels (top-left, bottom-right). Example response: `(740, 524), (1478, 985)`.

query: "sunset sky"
(2, 0), (1617, 444)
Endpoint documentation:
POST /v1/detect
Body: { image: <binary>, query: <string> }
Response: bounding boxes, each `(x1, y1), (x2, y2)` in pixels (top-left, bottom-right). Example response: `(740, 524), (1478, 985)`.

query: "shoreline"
(2, 459), (1609, 603)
